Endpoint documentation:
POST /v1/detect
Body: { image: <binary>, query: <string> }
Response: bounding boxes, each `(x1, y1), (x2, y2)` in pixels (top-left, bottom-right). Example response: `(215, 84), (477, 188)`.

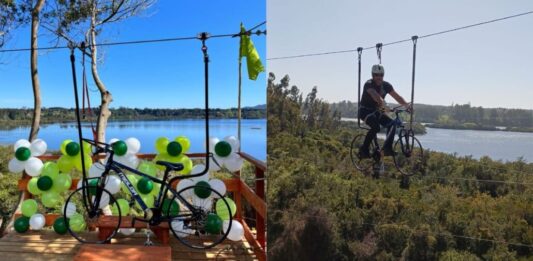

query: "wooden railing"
(16, 152), (267, 261)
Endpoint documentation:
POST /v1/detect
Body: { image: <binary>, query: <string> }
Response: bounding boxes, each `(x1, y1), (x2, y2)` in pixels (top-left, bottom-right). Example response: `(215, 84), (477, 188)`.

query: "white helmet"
(371, 64), (385, 75)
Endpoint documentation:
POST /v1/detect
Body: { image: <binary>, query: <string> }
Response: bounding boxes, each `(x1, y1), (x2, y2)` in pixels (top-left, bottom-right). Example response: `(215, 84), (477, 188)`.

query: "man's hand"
(404, 103), (413, 113)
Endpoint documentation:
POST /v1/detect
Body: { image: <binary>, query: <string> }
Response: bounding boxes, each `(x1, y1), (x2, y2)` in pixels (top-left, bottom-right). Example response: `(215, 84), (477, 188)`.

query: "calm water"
(0, 119), (266, 160)
(416, 127), (533, 162)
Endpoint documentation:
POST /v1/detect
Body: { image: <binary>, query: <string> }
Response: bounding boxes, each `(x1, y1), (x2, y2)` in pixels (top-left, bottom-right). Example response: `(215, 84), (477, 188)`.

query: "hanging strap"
(80, 42), (98, 141)
(409, 36), (418, 130)
(376, 43), (383, 64)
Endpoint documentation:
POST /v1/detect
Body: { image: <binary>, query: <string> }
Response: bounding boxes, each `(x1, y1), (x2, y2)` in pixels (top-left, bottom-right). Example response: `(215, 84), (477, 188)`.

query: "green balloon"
(162, 198), (180, 216)
(138, 162), (158, 177)
(204, 213), (223, 234)
(214, 141), (232, 157)
(57, 155), (74, 173)
(112, 140), (128, 156)
(111, 199), (130, 216)
(137, 194), (154, 209)
(69, 213), (86, 232)
(179, 156), (193, 174)
(137, 177), (154, 194)
(65, 142), (80, 156)
(166, 141), (182, 156)
(60, 140), (73, 155)
(150, 183), (161, 196)
(194, 181), (212, 199)
(14, 216), (30, 233)
(53, 217), (68, 235)
(21, 199), (38, 217)
(37, 176), (53, 191)
(42, 191), (62, 208)
(216, 197), (236, 220)
(87, 179), (99, 196)
(53, 173), (72, 193)
(15, 147), (31, 161)
(175, 136), (191, 153)
(155, 137), (169, 154)
(42, 162), (60, 180)
(27, 177), (42, 196)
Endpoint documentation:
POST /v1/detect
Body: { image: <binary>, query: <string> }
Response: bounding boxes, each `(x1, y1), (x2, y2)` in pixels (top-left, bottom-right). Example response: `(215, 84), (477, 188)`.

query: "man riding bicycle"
(359, 64), (412, 158)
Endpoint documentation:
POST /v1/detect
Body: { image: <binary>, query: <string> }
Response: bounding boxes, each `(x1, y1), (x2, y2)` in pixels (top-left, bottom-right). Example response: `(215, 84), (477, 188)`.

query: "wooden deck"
(0, 230), (257, 261)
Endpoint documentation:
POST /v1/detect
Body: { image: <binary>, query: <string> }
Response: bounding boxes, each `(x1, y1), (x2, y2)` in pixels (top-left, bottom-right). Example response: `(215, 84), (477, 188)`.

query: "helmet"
(372, 64), (385, 75)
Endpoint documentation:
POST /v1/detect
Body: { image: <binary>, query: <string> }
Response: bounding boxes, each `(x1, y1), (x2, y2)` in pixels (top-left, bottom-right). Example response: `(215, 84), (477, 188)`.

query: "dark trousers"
(358, 107), (394, 151)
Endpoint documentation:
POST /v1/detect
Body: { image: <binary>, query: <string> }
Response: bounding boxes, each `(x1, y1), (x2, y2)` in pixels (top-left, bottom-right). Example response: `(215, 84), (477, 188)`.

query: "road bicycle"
(350, 106), (425, 177)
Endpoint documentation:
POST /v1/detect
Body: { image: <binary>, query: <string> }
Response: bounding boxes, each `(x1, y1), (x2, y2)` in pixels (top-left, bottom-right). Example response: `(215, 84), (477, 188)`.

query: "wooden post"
(255, 166), (265, 248)
(234, 170), (243, 219)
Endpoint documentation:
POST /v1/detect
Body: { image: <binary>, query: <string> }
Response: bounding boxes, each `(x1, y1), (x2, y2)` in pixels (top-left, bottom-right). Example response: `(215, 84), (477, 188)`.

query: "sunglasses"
(372, 74), (384, 77)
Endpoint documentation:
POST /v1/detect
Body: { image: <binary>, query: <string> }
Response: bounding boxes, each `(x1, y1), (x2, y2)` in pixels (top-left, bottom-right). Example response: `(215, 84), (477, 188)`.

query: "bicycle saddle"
(155, 161), (184, 171)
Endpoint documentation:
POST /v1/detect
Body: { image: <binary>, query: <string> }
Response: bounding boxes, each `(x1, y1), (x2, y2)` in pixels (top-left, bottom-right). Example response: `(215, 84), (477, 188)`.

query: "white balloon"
(224, 220), (244, 241)
(120, 228), (136, 236)
(25, 157), (43, 177)
(29, 139), (47, 156)
(92, 193), (110, 208)
(207, 137), (220, 153)
(176, 179), (194, 198)
(14, 139), (31, 151)
(192, 195), (213, 210)
(190, 164), (209, 183)
(126, 154), (140, 169)
(108, 138), (119, 145)
(62, 202), (77, 218)
(29, 213), (46, 230)
(171, 220), (193, 238)
(224, 136), (240, 151)
(208, 179), (226, 197)
(8, 158), (25, 173)
(104, 175), (121, 194)
(89, 162), (105, 178)
(125, 137), (141, 155)
(224, 155), (244, 172)
(102, 205), (113, 216)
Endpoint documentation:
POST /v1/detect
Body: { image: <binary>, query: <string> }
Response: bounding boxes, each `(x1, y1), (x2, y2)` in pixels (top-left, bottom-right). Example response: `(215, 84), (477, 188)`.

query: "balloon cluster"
(108, 137), (141, 169)
(57, 140), (92, 173)
(153, 136), (193, 174)
(208, 136), (244, 172)
(14, 199), (45, 233)
(27, 162), (72, 208)
(8, 139), (47, 176)
(172, 164), (244, 241)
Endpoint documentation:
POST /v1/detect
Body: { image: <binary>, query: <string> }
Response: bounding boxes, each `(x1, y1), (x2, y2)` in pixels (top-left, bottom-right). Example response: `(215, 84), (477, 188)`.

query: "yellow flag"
(240, 23), (264, 80)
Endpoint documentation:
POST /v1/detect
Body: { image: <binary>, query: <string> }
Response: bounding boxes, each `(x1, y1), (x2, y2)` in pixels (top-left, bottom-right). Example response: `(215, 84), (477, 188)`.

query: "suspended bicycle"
(64, 33), (233, 249)
(350, 105), (424, 177)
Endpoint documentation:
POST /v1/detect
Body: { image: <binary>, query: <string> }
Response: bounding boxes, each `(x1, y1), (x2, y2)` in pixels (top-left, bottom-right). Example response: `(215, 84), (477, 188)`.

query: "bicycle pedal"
(144, 240), (154, 246)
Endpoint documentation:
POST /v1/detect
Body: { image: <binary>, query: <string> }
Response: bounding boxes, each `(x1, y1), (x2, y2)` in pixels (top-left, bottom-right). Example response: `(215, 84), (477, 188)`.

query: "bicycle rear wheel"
(350, 133), (376, 173)
(64, 184), (121, 243)
(168, 185), (232, 249)
(393, 131), (424, 176)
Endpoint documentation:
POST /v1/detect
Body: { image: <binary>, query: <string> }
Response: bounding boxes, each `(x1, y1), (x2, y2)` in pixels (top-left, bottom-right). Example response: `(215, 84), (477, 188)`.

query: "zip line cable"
(267, 10), (533, 60)
(0, 21), (266, 53)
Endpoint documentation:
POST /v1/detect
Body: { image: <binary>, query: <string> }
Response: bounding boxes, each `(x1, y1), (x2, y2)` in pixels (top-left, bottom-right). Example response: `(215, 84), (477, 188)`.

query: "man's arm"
(390, 90), (412, 110)
(367, 88), (386, 107)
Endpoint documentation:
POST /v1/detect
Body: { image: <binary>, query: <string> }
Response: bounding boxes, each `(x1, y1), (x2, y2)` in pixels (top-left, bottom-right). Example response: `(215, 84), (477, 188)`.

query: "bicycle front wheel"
(64, 184), (121, 243)
(350, 133), (376, 174)
(393, 132), (425, 176)
(168, 184), (233, 249)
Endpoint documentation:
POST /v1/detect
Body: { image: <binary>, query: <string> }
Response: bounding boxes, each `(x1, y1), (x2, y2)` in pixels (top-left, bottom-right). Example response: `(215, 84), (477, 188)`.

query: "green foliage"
(0, 107), (266, 130)
(0, 145), (22, 237)
(330, 100), (533, 132)
(267, 73), (533, 260)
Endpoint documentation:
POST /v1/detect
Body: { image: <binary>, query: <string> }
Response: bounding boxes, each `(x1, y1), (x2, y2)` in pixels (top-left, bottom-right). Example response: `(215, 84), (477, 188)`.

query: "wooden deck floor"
(0, 230), (257, 261)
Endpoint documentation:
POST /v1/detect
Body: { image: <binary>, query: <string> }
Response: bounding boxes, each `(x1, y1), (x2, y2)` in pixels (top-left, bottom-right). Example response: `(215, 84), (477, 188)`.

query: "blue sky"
(268, 0), (533, 109)
(0, 0), (266, 109)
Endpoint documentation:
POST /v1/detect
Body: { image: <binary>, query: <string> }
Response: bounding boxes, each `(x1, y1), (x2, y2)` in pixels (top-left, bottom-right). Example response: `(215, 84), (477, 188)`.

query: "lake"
(0, 119), (266, 161)
(376, 127), (533, 162)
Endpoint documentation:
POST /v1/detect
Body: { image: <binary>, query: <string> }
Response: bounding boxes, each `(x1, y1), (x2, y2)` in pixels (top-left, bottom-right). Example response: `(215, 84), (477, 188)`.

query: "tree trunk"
(89, 10), (112, 143)
(28, 0), (45, 142)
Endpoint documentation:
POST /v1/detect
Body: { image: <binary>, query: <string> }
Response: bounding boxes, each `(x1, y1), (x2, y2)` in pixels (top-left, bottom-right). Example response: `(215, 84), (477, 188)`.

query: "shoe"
(383, 148), (397, 157)
(358, 147), (371, 159)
